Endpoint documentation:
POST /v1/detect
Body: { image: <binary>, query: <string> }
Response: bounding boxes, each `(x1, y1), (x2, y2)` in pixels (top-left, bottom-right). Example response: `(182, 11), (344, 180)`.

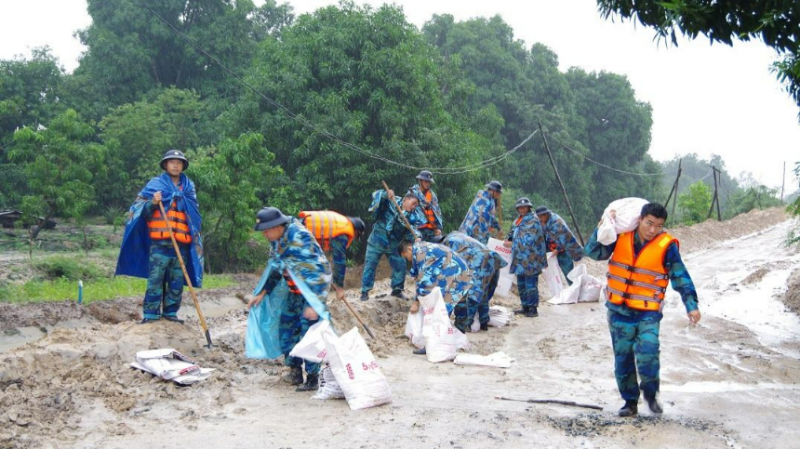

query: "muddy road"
(1, 209), (798, 449)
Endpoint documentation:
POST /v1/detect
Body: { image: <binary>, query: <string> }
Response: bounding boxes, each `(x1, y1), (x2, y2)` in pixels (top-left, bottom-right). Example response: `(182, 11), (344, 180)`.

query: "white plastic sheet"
(325, 327), (392, 410)
(488, 306), (512, 328)
(130, 348), (214, 385)
(454, 351), (515, 368)
(418, 287), (470, 363)
(597, 197), (649, 245)
(487, 238), (516, 297)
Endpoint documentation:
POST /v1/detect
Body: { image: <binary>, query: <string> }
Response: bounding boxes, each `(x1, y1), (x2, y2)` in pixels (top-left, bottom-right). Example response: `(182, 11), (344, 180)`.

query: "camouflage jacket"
(367, 189), (423, 247)
(409, 241), (470, 299)
(542, 212), (584, 262)
(507, 212), (547, 276)
(442, 231), (508, 280)
(458, 189), (500, 244)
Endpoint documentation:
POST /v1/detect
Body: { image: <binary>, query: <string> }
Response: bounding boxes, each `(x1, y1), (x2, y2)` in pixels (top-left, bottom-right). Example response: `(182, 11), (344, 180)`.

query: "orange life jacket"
(148, 201), (192, 244)
(298, 211), (355, 251)
(420, 190), (437, 229)
(284, 271), (301, 295)
(514, 216), (523, 226)
(606, 231), (677, 312)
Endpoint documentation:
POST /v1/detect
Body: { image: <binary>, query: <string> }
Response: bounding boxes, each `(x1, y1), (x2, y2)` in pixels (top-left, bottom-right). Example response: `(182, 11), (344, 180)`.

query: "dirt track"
(1, 207), (798, 449)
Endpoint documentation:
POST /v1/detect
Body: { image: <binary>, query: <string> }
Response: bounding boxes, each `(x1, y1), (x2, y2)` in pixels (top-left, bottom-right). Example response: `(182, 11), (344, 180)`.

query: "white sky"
(1, 0), (798, 189)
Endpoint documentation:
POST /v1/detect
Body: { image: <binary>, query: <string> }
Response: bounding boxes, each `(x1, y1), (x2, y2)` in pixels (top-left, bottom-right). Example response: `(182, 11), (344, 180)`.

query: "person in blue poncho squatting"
(247, 207), (335, 392)
(584, 202), (701, 417)
(116, 149), (203, 325)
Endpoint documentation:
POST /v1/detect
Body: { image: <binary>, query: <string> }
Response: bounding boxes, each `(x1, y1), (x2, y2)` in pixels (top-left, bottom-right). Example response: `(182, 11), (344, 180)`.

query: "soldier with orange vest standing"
(116, 150), (203, 324)
(297, 211), (365, 297)
(409, 170), (443, 242)
(584, 202), (701, 417)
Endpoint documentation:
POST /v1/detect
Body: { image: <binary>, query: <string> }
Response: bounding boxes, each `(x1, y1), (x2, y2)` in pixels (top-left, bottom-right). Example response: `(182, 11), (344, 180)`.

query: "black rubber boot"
(296, 373), (319, 392)
(413, 347), (427, 355)
(514, 306), (529, 315)
(163, 316), (184, 324)
(525, 306), (539, 318)
(360, 291), (369, 301)
(139, 318), (159, 324)
(480, 323), (489, 331)
(618, 400), (638, 417)
(282, 367), (304, 385)
(390, 289), (407, 300)
(644, 393), (663, 414)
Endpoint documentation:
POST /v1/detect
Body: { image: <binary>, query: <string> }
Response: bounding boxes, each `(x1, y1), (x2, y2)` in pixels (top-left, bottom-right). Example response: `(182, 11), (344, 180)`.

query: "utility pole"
(707, 166), (722, 221)
(538, 123), (584, 246)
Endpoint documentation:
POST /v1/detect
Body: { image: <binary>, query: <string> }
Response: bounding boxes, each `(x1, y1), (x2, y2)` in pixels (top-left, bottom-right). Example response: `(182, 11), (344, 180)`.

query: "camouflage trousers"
(280, 292), (320, 375)
(607, 309), (661, 401)
(516, 274), (540, 308)
(143, 243), (189, 320)
(361, 241), (407, 293)
(478, 270), (500, 325)
(453, 270), (497, 332)
(331, 236), (348, 289)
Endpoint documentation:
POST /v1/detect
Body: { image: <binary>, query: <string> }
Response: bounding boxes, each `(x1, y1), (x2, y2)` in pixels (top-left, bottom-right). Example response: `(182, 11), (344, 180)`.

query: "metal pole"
(538, 123), (584, 246)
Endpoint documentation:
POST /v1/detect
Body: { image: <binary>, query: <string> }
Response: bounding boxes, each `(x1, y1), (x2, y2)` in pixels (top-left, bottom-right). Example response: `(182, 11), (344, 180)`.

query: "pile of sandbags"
(312, 365), (345, 400)
(488, 306), (512, 328)
(547, 264), (603, 305)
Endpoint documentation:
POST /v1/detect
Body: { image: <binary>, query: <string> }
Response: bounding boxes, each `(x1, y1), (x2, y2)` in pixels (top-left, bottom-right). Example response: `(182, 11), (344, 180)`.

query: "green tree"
(9, 109), (106, 238)
(234, 3), (490, 231)
(96, 88), (205, 209)
(190, 132), (281, 272)
(678, 180), (712, 225)
(597, 0), (800, 114)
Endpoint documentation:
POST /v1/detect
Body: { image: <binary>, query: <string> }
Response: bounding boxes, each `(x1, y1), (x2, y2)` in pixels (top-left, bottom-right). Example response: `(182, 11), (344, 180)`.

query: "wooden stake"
(496, 396), (603, 411)
(538, 123), (584, 246)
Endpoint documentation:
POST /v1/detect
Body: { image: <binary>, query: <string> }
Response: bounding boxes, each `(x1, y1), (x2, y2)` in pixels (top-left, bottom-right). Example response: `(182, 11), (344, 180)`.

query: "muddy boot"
(163, 316), (184, 324)
(296, 373), (319, 392)
(525, 306), (538, 318)
(282, 367), (304, 385)
(514, 306), (529, 315)
(644, 393), (663, 414)
(480, 323), (489, 331)
(139, 318), (159, 324)
(618, 400), (638, 417)
(390, 289), (407, 300)
(360, 291), (369, 302)
(413, 347), (426, 355)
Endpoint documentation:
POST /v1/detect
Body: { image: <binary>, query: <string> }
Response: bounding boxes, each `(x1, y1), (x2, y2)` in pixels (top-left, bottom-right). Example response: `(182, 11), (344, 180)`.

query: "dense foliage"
(0, 1), (786, 270)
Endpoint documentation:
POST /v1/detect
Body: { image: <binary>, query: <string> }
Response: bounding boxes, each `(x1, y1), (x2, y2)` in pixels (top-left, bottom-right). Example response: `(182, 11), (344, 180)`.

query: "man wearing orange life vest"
(297, 211), (365, 297)
(585, 202), (701, 417)
(409, 170), (443, 242)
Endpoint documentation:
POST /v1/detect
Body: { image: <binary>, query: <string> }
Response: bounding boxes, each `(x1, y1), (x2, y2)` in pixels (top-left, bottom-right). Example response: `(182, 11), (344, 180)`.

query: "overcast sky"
(1, 0), (797, 189)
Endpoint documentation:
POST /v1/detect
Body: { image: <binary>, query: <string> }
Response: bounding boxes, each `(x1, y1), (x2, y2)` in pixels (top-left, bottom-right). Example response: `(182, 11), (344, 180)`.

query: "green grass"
(0, 274), (235, 304)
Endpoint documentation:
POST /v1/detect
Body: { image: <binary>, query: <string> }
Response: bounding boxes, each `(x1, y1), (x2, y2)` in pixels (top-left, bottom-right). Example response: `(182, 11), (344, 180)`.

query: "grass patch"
(34, 256), (104, 281)
(0, 274), (235, 304)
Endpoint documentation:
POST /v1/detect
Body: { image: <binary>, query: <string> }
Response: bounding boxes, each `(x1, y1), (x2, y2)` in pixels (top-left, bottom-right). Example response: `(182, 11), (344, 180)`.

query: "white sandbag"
(487, 238), (516, 296)
(418, 287), (470, 363)
(312, 365), (345, 400)
(488, 306), (511, 328)
(404, 309), (425, 349)
(130, 348), (214, 385)
(544, 252), (565, 297)
(454, 351), (515, 368)
(324, 327), (392, 410)
(470, 312), (481, 333)
(289, 320), (337, 363)
(597, 197), (649, 245)
(548, 264), (603, 305)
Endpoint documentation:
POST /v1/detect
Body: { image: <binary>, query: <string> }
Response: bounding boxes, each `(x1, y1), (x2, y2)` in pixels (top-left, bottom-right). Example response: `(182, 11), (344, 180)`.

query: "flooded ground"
(1, 208), (798, 448)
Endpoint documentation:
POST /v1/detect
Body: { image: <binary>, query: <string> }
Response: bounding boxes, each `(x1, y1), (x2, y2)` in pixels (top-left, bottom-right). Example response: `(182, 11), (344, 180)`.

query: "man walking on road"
(584, 202), (701, 417)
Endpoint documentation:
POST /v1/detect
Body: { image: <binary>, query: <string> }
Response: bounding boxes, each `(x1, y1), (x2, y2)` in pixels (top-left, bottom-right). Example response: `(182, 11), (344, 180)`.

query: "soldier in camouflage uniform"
(536, 205), (584, 284)
(398, 240), (471, 353)
(248, 207), (333, 393)
(503, 197), (546, 318)
(409, 170), (443, 242)
(442, 231), (508, 332)
(459, 181), (503, 244)
(585, 203), (701, 417)
(360, 190), (423, 301)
